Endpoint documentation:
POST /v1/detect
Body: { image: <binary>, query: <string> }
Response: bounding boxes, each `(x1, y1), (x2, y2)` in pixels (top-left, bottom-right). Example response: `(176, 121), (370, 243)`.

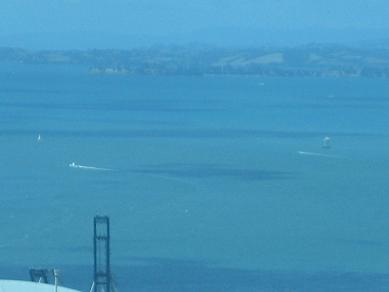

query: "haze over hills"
(1, 42), (389, 78)
(1, 0), (389, 77)
(1, 28), (389, 50)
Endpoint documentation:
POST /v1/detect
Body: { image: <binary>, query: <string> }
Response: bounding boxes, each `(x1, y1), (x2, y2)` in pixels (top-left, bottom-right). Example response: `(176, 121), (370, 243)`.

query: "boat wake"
(69, 162), (112, 171)
(297, 151), (340, 159)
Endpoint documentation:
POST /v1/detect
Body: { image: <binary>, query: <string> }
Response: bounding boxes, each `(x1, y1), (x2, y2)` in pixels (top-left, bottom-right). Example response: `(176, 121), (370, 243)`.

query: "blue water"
(1, 63), (389, 291)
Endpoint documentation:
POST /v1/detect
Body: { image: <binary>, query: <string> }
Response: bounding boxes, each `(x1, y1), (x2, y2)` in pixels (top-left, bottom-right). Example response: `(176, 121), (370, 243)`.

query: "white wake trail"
(69, 162), (113, 171)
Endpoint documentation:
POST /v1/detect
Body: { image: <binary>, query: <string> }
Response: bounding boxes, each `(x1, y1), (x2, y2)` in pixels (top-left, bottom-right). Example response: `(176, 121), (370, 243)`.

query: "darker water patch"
(132, 163), (294, 181)
(328, 96), (389, 103)
(0, 87), (74, 94)
(269, 102), (389, 110)
(335, 238), (385, 247)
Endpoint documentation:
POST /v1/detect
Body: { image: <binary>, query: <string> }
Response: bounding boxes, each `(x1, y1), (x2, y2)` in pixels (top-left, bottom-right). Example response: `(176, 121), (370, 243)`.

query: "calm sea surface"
(1, 63), (389, 291)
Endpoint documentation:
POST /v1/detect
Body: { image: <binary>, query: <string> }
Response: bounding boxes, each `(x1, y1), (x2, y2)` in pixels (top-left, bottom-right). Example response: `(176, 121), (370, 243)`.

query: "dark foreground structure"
(0, 216), (114, 292)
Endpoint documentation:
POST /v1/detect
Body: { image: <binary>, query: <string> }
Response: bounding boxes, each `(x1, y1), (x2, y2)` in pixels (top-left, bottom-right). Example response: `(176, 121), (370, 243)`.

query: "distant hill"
(1, 44), (389, 78)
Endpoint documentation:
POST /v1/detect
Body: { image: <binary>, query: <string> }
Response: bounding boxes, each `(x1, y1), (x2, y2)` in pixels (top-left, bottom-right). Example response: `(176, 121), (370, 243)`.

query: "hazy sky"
(1, 0), (389, 49)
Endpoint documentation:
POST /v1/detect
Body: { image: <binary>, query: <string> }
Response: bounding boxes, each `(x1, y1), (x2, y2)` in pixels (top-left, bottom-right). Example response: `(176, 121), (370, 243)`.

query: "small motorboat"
(322, 136), (331, 149)
(69, 162), (79, 168)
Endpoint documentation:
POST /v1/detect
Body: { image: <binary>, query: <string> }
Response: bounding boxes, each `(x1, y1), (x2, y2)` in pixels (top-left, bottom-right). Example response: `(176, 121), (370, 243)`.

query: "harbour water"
(1, 63), (389, 291)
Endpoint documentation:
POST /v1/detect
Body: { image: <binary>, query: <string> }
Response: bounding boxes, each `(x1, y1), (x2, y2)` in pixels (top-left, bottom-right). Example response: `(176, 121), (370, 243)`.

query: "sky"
(1, 0), (389, 49)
